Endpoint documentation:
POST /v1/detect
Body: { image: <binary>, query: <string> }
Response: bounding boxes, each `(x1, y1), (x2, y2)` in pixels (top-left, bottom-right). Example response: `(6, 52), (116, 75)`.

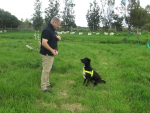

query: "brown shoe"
(44, 89), (52, 93)
(47, 84), (55, 88)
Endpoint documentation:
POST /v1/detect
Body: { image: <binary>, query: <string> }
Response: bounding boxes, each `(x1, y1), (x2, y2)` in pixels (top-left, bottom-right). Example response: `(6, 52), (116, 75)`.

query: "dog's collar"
(84, 70), (94, 77)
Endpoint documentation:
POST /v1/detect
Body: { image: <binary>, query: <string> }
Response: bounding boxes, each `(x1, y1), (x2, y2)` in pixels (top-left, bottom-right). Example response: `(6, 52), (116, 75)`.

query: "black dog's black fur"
(81, 57), (106, 86)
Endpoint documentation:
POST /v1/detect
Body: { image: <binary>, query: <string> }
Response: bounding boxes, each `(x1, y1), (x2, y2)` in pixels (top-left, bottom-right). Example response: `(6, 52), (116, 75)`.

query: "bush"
(122, 28), (128, 32)
(97, 27), (103, 32)
(108, 28), (115, 32)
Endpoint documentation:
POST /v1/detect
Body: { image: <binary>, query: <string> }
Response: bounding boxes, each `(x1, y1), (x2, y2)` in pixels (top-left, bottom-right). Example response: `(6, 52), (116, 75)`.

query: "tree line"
(0, 0), (150, 32)
(32, 0), (150, 31)
(0, 9), (20, 29)
(32, 0), (76, 31)
(0, 0), (76, 31)
(86, 0), (150, 31)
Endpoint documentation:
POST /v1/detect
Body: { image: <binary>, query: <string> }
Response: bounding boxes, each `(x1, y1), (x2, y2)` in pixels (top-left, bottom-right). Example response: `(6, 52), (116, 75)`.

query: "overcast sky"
(0, 0), (150, 27)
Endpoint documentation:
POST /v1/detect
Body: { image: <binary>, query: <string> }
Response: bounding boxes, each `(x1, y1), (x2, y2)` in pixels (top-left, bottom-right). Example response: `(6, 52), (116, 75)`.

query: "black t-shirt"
(40, 23), (58, 56)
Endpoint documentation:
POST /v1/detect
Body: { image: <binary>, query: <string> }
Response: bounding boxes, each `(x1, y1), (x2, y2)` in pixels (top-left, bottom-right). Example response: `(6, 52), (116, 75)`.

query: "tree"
(0, 8), (19, 29)
(72, 22), (77, 28)
(32, 0), (43, 31)
(124, 0), (148, 43)
(20, 18), (32, 28)
(128, 0), (147, 30)
(125, 0), (141, 30)
(130, 7), (147, 29)
(100, 0), (115, 31)
(86, 0), (101, 31)
(10, 15), (20, 28)
(115, 0), (127, 27)
(130, 4), (147, 43)
(112, 14), (123, 31)
(121, 0), (127, 17)
(62, 0), (75, 31)
(45, 0), (60, 24)
(145, 5), (150, 14)
(145, 5), (150, 25)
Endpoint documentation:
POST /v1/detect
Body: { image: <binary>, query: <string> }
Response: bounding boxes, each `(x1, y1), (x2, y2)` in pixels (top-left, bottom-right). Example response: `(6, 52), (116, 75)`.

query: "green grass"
(0, 31), (150, 113)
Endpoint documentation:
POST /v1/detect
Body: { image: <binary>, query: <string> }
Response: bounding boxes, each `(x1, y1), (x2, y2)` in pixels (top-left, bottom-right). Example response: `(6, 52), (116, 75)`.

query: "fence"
(0, 25), (33, 31)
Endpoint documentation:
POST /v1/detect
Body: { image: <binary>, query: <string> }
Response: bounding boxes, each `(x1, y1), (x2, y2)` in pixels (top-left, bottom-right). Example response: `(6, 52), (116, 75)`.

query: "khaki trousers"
(41, 54), (54, 90)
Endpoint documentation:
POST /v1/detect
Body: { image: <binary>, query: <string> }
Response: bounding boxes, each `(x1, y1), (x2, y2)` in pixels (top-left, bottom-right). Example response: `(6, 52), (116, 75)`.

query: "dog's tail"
(101, 80), (106, 84)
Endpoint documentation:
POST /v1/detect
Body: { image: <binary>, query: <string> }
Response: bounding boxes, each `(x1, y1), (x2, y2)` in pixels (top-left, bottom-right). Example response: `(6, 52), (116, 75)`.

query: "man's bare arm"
(42, 38), (58, 56)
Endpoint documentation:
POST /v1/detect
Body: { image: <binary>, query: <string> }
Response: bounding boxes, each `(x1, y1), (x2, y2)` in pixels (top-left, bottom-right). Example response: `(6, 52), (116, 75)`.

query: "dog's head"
(80, 57), (91, 66)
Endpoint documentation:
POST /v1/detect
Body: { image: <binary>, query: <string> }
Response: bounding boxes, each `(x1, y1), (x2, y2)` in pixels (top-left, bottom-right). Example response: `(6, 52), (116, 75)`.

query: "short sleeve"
(55, 30), (57, 35)
(42, 30), (49, 40)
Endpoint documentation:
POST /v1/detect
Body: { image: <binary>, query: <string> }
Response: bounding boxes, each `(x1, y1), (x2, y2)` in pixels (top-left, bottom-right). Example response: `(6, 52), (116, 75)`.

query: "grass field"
(0, 31), (150, 113)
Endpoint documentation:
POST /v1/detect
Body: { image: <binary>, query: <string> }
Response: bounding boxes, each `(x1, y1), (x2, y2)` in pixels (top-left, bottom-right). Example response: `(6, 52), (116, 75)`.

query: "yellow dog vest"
(84, 70), (94, 77)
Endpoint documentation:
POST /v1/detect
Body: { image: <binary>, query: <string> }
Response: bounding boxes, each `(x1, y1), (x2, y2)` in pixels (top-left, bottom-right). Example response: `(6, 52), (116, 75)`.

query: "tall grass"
(0, 31), (150, 113)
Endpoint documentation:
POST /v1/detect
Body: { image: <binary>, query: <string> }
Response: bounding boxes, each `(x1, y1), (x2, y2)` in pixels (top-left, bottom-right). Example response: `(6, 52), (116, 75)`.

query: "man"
(40, 16), (61, 93)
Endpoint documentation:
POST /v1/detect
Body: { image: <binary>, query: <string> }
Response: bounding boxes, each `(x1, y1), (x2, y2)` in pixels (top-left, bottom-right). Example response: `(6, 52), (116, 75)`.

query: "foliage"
(145, 5), (150, 25)
(97, 27), (104, 32)
(112, 14), (123, 31)
(86, 0), (101, 31)
(100, 0), (115, 31)
(121, 0), (126, 11)
(61, 0), (75, 31)
(115, 0), (127, 29)
(126, 0), (139, 30)
(126, 0), (148, 43)
(32, 0), (43, 31)
(20, 19), (32, 27)
(126, 0), (148, 30)
(108, 28), (115, 32)
(122, 28), (129, 32)
(147, 23), (150, 32)
(130, 7), (147, 29)
(145, 5), (150, 14)
(0, 9), (20, 29)
(45, 0), (60, 24)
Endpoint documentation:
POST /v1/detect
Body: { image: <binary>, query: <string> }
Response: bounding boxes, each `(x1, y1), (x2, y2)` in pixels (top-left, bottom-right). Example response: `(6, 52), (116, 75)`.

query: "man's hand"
(42, 38), (58, 56)
(56, 35), (61, 40)
(51, 49), (58, 56)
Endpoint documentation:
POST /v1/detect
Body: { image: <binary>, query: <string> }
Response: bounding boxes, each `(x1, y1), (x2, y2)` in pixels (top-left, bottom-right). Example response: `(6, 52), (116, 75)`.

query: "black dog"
(81, 57), (106, 86)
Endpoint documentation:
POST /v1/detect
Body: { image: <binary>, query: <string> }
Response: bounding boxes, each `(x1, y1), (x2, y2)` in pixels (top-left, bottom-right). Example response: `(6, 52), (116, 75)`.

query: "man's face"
(53, 21), (61, 29)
